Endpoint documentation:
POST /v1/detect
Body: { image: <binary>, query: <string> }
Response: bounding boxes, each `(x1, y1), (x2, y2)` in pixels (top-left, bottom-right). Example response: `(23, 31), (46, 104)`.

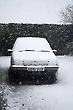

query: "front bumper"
(10, 65), (59, 73)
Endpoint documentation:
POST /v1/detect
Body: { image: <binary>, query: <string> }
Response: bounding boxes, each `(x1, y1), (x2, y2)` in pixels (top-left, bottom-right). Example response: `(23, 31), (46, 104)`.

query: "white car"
(8, 37), (59, 83)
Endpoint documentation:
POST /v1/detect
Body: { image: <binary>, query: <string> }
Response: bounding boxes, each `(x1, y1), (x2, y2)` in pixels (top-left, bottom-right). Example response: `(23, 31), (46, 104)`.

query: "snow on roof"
(13, 37), (52, 51)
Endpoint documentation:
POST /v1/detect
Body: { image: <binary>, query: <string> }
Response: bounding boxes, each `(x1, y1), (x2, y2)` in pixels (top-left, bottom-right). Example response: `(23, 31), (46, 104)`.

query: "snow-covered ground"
(0, 56), (73, 110)
(0, 56), (10, 69)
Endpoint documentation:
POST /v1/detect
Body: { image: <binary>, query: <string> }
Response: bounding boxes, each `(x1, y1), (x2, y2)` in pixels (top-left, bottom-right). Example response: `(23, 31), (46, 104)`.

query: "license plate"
(27, 67), (44, 71)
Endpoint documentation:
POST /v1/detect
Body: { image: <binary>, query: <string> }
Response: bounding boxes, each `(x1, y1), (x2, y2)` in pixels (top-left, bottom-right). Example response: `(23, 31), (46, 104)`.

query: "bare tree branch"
(60, 4), (73, 24)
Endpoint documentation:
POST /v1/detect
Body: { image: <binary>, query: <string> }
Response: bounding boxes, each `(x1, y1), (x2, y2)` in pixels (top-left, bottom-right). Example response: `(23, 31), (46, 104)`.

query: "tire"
(48, 72), (58, 84)
(8, 68), (16, 83)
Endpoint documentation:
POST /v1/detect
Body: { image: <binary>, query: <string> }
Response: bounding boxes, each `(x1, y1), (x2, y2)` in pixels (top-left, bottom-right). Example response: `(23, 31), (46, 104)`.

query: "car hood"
(12, 51), (56, 60)
(12, 51), (58, 66)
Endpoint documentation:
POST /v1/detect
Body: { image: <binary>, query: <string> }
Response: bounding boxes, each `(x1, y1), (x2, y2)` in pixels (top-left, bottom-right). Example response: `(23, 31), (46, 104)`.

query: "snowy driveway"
(0, 56), (73, 110)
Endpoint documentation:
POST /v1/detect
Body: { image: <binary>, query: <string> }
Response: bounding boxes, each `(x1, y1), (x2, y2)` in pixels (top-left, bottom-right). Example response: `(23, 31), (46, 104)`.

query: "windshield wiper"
(39, 50), (50, 52)
(19, 50), (35, 52)
(19, 50), (50, 52)
(25, 50), (35, 51)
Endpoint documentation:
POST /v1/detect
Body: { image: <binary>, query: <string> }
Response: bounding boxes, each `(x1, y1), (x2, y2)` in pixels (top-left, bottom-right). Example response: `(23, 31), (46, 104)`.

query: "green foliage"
(0, 23), (73, 55)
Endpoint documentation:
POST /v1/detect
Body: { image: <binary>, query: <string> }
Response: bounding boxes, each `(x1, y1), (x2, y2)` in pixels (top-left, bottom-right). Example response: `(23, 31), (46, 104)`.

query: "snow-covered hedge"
(0, 23), (73, 55)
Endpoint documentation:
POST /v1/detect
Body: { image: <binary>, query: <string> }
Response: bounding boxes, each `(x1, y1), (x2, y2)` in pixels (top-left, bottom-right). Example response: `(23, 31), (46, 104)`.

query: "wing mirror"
(8, 49), (13, 52)
(52, 50), (57, 52)
(52, 50), (57, 54)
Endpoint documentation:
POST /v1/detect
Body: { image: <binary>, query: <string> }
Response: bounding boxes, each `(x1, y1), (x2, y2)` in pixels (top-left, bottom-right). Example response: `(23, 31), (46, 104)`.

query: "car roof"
(17, 37), (46, 41)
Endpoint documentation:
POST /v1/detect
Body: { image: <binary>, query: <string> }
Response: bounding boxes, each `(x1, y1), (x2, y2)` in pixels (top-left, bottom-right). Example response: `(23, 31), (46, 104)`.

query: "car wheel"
(8, 68), (16, 83)
(48, 72), (58, 84)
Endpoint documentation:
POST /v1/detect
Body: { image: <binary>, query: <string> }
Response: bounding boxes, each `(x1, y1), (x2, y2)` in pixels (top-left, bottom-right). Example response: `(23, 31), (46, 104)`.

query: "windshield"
(13, 37), (52, 51)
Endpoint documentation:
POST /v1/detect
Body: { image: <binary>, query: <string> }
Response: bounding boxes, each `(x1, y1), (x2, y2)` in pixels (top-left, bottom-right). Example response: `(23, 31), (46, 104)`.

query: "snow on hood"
(13, 51), (56, 61)
(12, 51), (58, 66)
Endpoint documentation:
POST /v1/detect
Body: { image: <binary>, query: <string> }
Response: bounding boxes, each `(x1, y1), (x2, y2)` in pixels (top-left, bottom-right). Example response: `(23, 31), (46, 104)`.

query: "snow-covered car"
(8, 37), (59, 82)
